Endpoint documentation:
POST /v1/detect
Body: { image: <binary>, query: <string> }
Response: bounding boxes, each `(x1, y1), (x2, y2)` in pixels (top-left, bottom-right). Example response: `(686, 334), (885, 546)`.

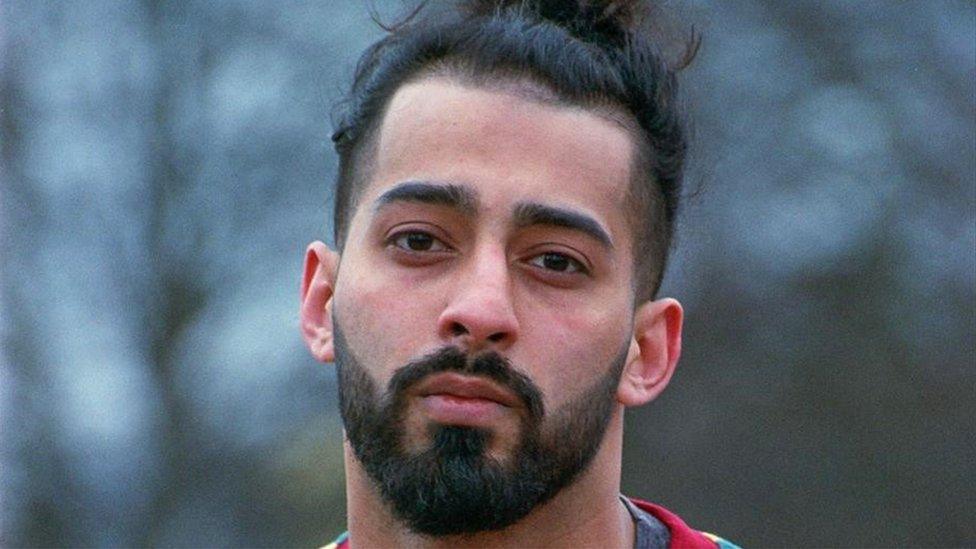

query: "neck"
(343, 409), (633, 549)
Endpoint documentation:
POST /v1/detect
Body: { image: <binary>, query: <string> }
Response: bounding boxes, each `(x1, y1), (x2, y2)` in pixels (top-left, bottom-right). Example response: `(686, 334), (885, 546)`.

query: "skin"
(300, 76), (684, 548)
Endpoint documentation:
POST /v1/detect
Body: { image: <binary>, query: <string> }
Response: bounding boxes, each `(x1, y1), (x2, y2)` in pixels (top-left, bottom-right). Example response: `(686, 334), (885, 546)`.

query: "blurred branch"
(136, 1), (213, 544)
(0, 40), (84, 547)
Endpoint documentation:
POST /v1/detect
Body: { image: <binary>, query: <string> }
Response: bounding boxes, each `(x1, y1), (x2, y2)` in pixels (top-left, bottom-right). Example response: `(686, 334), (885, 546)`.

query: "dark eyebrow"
(513, 202), (614, 249)
(373, 181), (478, 215)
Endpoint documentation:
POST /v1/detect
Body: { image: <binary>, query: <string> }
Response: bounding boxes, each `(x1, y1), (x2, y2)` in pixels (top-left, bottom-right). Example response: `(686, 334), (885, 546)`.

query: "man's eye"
(391, 231), (449, 252)
(528, 252), (586, 274)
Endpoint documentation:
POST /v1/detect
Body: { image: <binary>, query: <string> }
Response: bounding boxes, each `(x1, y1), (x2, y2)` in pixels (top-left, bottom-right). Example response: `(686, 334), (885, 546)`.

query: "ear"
(300, 241), (339, 363)
(617, 298), (683, 407)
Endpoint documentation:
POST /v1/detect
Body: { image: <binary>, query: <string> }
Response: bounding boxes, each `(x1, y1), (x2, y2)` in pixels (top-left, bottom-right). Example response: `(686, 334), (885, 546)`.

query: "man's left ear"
(617, 298), (683, 407)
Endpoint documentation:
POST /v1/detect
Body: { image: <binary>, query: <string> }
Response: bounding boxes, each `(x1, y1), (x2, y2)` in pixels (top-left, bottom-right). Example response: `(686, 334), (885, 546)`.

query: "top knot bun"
(461, 0), (648, 45)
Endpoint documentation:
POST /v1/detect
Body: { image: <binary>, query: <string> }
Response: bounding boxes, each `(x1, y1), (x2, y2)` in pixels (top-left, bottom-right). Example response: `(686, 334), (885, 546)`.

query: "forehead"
(360, 77), (635, 242)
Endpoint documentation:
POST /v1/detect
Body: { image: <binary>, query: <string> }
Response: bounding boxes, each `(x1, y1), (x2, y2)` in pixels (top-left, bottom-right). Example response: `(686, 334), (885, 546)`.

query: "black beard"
(333, 322), (627, 537)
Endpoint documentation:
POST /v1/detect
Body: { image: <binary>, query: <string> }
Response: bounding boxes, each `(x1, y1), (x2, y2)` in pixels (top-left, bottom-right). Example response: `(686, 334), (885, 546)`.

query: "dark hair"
(331, 0), (698, 302)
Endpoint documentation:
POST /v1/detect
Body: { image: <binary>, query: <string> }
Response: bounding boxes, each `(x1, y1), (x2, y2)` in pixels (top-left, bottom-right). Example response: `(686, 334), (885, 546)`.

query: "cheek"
(333, 260), (444, 379)
(519, 295), (631, 407)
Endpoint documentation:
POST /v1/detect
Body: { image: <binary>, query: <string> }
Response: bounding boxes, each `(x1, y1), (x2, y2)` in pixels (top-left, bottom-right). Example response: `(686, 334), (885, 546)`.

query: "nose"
(436, 244), (519, 352)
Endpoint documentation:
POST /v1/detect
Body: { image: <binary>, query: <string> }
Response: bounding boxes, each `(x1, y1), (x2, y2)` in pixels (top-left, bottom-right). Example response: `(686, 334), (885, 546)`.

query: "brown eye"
(529, 252), (585, 274)
(391, 231), (448, 252)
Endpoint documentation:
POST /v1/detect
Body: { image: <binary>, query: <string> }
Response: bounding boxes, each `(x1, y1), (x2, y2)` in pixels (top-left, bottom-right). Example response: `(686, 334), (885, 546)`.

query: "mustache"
(386, 347), (545, 420)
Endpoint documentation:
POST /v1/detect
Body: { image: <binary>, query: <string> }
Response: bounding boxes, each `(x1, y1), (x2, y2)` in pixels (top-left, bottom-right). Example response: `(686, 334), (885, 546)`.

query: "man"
(300, 1), (738, 547)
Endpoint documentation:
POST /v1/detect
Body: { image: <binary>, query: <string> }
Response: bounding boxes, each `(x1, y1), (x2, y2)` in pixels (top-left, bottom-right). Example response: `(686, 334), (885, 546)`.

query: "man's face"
(330, 77), (641, 534)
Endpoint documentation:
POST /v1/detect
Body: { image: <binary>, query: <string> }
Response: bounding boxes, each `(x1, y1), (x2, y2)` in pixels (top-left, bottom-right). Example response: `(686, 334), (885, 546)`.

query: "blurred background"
(1, 0), (973, 547)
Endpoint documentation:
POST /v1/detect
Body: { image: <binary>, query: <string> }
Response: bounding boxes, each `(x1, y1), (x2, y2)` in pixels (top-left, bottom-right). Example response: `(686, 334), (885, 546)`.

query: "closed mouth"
(414, 372), (521, 408)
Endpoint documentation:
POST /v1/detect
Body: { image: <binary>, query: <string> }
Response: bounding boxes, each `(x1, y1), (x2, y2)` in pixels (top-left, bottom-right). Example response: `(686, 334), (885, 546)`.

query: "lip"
(414, 372), (521, 408)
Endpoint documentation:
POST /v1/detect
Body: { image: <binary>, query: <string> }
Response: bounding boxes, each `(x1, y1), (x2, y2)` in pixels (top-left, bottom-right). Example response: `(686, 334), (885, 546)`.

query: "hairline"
(337, 67), (664, 303)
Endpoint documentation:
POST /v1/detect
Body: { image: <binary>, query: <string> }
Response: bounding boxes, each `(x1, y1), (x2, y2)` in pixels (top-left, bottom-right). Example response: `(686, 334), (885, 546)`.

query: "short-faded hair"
(331, 0), (698, 302)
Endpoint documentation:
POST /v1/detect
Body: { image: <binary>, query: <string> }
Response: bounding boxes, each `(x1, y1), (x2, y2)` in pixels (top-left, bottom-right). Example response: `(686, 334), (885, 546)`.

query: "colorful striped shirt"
(323, 497), (740, 548)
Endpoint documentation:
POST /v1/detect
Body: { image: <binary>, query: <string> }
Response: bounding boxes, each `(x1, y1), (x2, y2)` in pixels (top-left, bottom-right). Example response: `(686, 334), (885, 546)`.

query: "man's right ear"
(300, 241), (339, 363)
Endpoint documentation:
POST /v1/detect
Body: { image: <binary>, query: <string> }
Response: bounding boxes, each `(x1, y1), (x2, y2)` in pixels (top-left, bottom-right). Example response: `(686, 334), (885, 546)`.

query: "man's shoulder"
(627, 497), (741, 549)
